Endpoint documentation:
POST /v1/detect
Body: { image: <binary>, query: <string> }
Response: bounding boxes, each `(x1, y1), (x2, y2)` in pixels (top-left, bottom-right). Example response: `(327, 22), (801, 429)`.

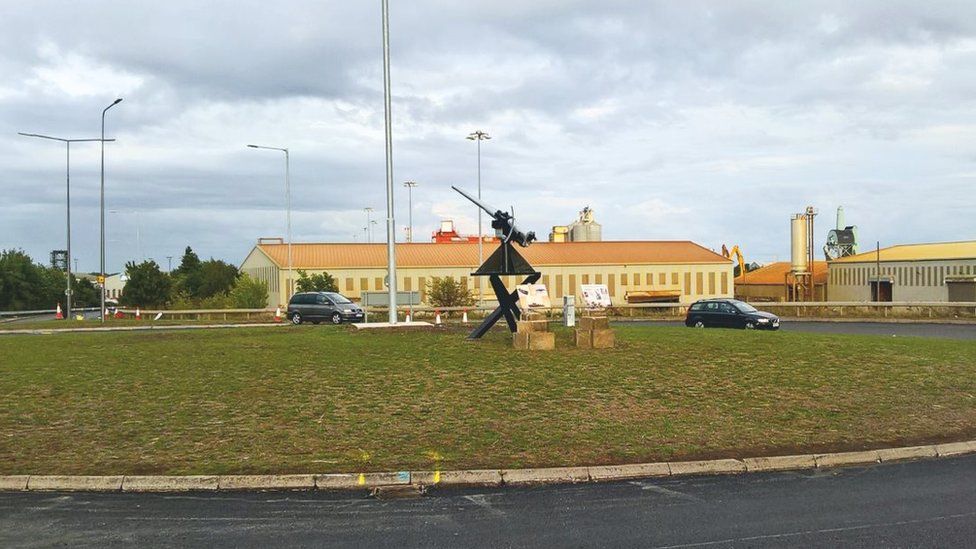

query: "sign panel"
(516, 284), (552, 311)
(580, 284), (611, 308)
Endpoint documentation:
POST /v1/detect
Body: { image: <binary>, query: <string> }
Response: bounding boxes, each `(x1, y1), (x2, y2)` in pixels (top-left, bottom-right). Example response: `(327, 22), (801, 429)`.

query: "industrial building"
(549, 207), (602, 242)
(734, 261), (828, 302)
(240, 239), (733, 308)
(828, 241), (976, 302)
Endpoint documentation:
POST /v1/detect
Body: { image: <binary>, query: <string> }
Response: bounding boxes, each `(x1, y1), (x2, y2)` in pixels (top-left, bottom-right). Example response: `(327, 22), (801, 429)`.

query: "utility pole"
(466, 130), (491, 305)
(403, 181), (418, 242)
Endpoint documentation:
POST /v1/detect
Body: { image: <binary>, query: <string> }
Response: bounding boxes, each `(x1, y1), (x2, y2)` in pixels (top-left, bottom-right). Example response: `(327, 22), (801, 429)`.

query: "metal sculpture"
(452, 186), (539, 339)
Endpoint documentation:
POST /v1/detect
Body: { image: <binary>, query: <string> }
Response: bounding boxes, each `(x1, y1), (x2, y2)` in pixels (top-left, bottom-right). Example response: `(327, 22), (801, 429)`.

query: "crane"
(721, 244), (747, 281)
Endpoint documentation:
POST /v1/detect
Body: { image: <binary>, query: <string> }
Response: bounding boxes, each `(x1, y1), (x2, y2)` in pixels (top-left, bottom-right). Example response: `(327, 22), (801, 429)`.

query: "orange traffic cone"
(462, 309), (468, 323)
(435, 310), (442, 325)
(55, 303), (64, 320)
(274, 307), (282, 323)
(135, 307), (141, 320)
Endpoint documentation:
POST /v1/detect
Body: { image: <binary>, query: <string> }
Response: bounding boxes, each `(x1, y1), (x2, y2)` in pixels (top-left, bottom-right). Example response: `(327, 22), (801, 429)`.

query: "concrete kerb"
(2, 441), (973, 493)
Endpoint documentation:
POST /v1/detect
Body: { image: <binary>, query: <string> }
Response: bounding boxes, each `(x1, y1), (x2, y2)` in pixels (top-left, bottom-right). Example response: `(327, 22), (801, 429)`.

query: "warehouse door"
(870, 280), (892, 302)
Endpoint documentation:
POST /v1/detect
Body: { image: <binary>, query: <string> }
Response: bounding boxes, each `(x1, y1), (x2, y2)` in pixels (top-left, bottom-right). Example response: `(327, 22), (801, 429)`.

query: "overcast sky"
(2, 1), (975, 272)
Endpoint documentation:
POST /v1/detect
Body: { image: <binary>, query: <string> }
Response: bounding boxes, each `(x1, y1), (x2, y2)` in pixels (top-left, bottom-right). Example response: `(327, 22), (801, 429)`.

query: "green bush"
(229, 274), (268, 308)
(425, 277), (474, 309)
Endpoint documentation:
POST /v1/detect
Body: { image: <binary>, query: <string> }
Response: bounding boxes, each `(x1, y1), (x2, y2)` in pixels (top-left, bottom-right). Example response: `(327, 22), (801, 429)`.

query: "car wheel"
(744, 321), (755, 330)
(291, 312), (302, 325)
(693, 319), (705, 328)
(331, 312), (342, 325)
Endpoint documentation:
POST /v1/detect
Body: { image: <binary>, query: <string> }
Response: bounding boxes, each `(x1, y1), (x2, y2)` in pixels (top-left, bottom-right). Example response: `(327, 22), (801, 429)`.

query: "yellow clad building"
(240, 239), (734, 308)
(828, 240), (976, 302)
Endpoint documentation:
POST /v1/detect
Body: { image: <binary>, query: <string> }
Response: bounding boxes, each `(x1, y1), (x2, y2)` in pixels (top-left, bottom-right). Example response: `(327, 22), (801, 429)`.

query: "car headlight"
(756, 318), (769, 323)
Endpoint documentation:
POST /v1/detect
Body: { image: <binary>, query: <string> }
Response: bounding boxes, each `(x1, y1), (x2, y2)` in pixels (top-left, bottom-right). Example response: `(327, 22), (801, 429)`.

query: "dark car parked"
(287, 291), (364, 325)
(685, 298), (780, 330)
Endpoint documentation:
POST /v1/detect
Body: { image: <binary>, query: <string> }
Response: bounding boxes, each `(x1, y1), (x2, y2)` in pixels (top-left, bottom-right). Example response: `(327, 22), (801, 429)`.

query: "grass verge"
(1, 324), (974, 475)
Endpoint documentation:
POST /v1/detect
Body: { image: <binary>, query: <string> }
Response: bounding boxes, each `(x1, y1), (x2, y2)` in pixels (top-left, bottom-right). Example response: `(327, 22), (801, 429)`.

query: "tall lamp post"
(403, 181), (418, 242)
(466, 130), (491, 304)
(108, 209), (143, 261)
(247, 144), (293, 302)
(19, 132), (115, 319)
(100, 98), (123, 322)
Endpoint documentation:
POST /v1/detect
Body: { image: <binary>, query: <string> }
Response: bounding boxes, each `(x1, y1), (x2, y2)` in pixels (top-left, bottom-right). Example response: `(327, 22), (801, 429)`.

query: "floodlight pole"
(247, 144), (292, 301)
(19, 132), (114, 320)
(381, 0), (398, 323)
(403, 181), (418, 243)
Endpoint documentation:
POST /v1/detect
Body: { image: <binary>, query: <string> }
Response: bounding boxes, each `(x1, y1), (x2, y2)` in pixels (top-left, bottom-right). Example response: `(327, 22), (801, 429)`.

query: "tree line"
(0, 247), (267, 311)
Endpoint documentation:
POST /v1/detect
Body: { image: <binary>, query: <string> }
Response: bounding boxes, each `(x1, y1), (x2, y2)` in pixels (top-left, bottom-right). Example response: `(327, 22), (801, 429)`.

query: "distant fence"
(26, 301), (973, 323)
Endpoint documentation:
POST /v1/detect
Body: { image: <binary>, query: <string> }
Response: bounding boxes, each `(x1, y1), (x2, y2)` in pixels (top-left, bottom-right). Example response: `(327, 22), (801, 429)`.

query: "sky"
(2, 0), (975, 273)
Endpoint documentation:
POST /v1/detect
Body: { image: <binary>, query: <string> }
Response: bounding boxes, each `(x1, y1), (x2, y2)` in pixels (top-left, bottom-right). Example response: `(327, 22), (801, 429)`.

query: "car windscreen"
(733, 302), (758, 313)
(326, 293), (352, 304)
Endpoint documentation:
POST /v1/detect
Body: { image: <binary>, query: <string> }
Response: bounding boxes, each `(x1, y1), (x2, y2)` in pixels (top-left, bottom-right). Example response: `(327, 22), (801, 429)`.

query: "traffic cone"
(405, 312), (411, 322)
(435, 310), (442, 325)
(274, 307), (282, 323)
(55, 303), (63, 320)
(462, 309), (468, 323)
(135, 307), (141, 320)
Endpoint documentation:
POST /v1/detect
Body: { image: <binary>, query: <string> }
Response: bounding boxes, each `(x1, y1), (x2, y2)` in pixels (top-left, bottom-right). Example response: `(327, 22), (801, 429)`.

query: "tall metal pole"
(100, 98), (123, 322)
(381, 0), (398, 324)
(19, 132), (112, 319)
(65, 141), (72, 318)
(285, 149), (292, 301)
(364, 207), (373, 243)
(466, 130), (491, 305)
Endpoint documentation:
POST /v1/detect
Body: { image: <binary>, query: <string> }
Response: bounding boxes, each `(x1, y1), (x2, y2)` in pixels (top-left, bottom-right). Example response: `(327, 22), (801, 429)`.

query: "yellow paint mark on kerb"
(433, 470), (441, 484)
(358, 473), (365, 486)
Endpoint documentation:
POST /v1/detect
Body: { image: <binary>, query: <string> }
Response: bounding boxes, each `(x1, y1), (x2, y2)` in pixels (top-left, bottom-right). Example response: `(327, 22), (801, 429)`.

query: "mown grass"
(1, 324), (974, 475)
(0, 317), (274, 331)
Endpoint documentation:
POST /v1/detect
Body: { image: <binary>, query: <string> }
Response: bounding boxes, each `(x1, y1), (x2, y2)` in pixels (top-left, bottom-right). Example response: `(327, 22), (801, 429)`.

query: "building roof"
(736, 261), (828, 285)
(830, 241), (976, 263)
(252, 241), (731, 269)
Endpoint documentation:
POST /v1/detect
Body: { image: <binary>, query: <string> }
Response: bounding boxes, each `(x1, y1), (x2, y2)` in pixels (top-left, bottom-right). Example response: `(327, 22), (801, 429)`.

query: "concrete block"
(877, 445), (938, 462)
(575, 329), (593, 349)
(502, 466), (590, 485)
(814, 450), (880, 468)
(588, 462), (670, 481)
(669, 459), (746, 476)
(218, 474), (315, 491)
(935, 441), (976, 457)
(315, 471), (410, 490)
(122, 475), (219, 492)
(0, 476), (29, 491)
(29, 476), (123, 492)
(411, 469), (503, 487)
(579, 316), (609, 331)
(516, 320), (548, 333)
(742, 455), (816, 473)
(513, 332), (530, 350)
(591, 329), (615, 349)
(528, 331), (555, 350)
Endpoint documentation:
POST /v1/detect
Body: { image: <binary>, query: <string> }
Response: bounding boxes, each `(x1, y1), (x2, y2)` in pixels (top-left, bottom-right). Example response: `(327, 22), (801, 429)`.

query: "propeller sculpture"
(452, 186), (541, 339)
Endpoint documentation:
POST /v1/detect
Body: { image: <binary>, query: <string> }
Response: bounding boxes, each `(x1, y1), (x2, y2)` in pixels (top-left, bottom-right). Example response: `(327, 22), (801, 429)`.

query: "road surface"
(2, 455), (974, 548)
(624, 320), (976, 340)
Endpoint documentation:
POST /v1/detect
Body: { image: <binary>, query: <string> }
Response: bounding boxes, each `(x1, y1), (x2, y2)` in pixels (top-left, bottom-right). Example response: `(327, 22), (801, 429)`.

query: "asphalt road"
(2, 455), (975, 548)
(624, 320), (976, 339)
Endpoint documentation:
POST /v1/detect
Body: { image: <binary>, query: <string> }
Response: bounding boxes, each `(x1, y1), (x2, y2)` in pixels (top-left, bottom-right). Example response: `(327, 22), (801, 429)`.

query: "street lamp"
(466, 130), (491, 304)
(109, 209), (142, 261)
(370, 220), (378, 243)
(100, 97), (123, 322)
(19, 132), (115, 319)
(403, 181), (418, 243)
(363, 207), (374, 243)
(247, 144), (293, 302)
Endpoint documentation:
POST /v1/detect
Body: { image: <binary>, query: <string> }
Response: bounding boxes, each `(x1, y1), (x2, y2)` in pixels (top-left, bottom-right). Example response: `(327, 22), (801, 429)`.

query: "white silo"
(791, 214), (809, 273)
